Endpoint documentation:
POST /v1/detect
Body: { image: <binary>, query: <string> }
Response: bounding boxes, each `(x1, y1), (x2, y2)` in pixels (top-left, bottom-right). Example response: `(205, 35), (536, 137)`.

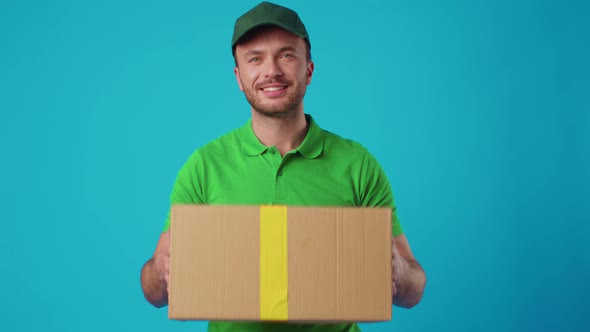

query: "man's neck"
(251, 109), (308, 156)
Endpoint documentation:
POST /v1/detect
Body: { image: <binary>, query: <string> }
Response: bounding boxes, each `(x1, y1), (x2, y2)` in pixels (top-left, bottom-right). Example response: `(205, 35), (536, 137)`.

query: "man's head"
(232, 1), (311, 62)
(232, 2), (314, 119)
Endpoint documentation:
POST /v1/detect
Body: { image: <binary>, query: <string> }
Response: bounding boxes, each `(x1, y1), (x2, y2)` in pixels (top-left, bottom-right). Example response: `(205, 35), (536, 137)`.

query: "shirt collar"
(240, 118), (268, 156)
(296, 114), (324, 159)
(240, 114), (324, 159)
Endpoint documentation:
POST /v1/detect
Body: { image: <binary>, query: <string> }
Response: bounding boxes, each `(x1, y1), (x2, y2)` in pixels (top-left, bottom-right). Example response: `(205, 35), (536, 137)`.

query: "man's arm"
(141, 231), (171, 308)
(392, 234), (426, 308)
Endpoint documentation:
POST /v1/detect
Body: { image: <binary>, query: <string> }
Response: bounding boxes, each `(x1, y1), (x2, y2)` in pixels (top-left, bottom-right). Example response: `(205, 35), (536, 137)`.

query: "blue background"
(1, 0), (588, 331)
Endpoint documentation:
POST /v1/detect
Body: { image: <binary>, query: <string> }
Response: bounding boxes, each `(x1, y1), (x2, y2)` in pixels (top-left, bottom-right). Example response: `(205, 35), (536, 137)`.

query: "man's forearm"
(394, 258), (426, 308)
(141, 258), (168, 308)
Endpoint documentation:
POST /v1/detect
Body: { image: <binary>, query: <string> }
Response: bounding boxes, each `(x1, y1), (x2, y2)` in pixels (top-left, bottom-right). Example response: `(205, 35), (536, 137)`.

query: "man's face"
(234, 26), (314, 118)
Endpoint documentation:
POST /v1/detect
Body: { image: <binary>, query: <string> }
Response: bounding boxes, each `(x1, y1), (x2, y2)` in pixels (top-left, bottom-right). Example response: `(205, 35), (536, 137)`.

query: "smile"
(261, 86), (286, 92)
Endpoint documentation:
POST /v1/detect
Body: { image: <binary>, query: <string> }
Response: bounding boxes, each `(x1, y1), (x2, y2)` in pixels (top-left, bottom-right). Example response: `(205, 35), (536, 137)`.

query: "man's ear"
(234, 66), (244, 91)
(306, 61), (315, 85)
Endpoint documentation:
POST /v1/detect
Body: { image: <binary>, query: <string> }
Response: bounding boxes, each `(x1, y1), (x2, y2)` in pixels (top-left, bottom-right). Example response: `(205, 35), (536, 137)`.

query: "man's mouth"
(261, 86), (286, 92)
(259, 84), (288, 98)
(262, 86), (285, 92)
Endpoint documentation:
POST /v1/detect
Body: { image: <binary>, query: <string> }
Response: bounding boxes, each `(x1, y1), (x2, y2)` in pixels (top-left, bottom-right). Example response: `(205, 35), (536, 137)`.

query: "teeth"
(263, 87), (284, 92)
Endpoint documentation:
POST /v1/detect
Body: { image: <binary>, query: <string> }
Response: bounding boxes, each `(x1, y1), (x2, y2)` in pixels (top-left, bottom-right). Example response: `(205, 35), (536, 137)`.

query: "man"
(141, 2), (426, 331)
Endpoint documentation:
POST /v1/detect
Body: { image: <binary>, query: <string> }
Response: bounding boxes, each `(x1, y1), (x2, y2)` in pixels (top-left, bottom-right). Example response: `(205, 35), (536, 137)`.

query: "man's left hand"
(391, 235), (404, 299)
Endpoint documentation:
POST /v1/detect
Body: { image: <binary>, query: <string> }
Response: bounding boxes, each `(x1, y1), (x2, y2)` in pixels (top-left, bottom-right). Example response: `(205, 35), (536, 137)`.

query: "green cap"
(231, 1), (310, 52)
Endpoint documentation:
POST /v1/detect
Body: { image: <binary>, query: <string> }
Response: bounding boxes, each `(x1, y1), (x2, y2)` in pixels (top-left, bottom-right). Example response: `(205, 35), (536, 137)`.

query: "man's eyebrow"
(278, 46), (298, 53)
(243, 46), (299, 57)
(243, 50), (263, 57)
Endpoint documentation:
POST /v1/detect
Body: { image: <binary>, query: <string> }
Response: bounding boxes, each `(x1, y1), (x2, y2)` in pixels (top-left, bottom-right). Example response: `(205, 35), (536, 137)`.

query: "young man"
(141, 2), (426, 331)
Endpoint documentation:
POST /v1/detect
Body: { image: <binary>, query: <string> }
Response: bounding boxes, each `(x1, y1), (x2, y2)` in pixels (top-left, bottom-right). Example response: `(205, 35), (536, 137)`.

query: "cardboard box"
(168, 205), (392, 322)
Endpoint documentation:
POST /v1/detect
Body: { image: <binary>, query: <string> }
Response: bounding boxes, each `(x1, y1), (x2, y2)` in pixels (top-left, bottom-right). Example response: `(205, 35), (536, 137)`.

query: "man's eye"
(248, 57), (259, 63)
(281, 53), (294, 58)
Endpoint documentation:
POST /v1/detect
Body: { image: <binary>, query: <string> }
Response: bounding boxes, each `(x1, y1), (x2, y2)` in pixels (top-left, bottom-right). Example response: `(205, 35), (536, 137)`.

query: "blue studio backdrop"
(1, 0), (588, 331)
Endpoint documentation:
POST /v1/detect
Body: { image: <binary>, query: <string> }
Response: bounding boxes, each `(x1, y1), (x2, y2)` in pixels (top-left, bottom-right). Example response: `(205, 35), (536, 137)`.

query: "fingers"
(166, 267), (170, 294)
(392, 254), (399, 298)
(153, 231), (172, 291)
(153, 251), (170, 284)
(166, 268), (170, 294)
(161, 231), (171, 292)
(391, 236), (402, 298)
(163, 255), (170, 282)
(156, 253), (170, 295)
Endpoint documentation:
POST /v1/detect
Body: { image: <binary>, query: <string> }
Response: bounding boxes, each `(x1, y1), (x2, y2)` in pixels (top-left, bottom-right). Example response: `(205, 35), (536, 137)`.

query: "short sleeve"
(358, 150), (403, 236)
(162, 153), (204, 232)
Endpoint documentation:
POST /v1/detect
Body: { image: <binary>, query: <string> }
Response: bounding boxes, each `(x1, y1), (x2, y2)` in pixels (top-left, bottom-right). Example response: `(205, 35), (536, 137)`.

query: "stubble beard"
(243, 79), (307, 119)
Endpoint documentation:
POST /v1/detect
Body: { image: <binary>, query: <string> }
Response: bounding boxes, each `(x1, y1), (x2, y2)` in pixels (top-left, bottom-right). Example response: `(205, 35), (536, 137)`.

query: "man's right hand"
(141, 230), (171, 307)
(153, 230), (171, 293)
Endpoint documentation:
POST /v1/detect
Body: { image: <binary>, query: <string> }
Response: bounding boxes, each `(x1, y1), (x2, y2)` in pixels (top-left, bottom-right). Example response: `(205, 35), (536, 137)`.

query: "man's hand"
(153, 230), (171, 294)
(141, 230), (172, 307)
(391, 236), (403, 298)
(391, 234), (426, 308)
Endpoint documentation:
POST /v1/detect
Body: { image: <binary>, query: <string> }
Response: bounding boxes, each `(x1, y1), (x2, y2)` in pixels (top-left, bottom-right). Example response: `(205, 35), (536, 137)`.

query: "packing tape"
(259, 205), (289, 320)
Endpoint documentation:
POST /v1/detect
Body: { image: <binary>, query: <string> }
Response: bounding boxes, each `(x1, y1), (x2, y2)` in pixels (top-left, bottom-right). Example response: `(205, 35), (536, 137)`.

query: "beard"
(242, 77), (307, 119)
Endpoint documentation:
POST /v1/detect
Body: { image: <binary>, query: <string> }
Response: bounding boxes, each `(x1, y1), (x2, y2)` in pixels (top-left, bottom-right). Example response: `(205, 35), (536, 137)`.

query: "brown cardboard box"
(168, 205), (392, 322)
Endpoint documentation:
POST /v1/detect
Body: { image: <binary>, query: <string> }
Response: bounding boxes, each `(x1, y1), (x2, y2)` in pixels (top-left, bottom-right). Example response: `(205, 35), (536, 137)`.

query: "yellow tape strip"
(259, 205), (288, 320)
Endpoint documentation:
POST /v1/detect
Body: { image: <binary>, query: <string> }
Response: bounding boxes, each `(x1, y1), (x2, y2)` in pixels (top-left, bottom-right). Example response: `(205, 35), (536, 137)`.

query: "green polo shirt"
(164, 114), (402, 332)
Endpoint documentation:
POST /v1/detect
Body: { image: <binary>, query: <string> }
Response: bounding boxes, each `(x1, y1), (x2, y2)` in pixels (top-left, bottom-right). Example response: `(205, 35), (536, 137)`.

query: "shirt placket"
(267, 147), (291, 204)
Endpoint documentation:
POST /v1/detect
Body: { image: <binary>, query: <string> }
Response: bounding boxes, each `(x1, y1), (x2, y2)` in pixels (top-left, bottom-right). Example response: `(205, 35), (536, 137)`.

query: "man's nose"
(263, 59), (283, 78)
